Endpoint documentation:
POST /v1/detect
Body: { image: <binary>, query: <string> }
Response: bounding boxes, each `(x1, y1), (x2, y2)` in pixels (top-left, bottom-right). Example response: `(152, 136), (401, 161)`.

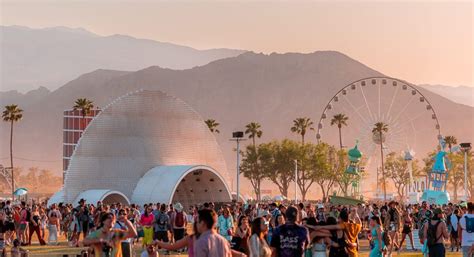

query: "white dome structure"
(51, 90), (231, 207)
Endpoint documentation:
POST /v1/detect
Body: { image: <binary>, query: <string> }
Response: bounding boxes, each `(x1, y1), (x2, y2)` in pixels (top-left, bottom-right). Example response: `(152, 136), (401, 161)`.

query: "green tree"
(262, 140), (299, 198)
(204, 119), (220, 134)
(384, 152), (420, 201)
(245, 122), (263, 147)
(291, 117), (314, 145)
(444, 136), (458, 152)
(311, 144), (340, 202)
(330, 114), (349, 149)
(73, 98), (94, 130)
(240, 144), (270, 201)
(2, 104), (23, 199)
(372, 122), (388, 200)
(448, 152), (467, 201)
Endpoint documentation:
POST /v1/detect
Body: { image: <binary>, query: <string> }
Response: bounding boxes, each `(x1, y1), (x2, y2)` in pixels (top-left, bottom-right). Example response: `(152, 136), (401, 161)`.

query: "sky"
(1, 0), (472, 87)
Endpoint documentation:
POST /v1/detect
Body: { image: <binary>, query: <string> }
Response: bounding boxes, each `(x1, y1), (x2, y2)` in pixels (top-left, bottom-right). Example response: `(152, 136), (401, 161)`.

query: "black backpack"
(426, 221), (442, 246)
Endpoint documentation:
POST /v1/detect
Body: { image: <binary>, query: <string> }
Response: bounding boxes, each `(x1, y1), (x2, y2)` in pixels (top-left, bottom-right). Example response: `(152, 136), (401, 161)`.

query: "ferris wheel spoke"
(390, 96), (416, 128)
(378, 83), (381, 121)
(385, 83), (400, 123)
(394, 110), (430, 129)
(342, 95), (370, 125)
(359, 85), (375, 123)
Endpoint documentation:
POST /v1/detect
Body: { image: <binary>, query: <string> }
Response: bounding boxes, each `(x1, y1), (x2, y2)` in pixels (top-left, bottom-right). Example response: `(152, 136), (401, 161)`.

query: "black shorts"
(428, 243), (445, 257)
(173, 228), (185, 241)
(450, 230), (458, 239)
(402, 224), (412, 234)
(154, 231), (169, 242)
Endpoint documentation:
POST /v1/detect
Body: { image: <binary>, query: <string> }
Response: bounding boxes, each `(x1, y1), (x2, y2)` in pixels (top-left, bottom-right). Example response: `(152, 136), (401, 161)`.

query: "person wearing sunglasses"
(114, 209), (133, 257)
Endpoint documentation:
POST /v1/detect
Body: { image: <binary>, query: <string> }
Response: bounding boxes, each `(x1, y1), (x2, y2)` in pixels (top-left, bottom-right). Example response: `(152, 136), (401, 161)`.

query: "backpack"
(426, 221), (442, 246)
(175, 212), (185, 227)
(157, 212), (169, 229)
(382, 231), (392, 247)
(465, 216), (474, 233)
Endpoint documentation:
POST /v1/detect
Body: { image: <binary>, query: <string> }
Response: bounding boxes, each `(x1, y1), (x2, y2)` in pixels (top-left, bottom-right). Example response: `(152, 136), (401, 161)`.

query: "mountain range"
(0, 27), (472, 197)
(0, 25), (245, 92)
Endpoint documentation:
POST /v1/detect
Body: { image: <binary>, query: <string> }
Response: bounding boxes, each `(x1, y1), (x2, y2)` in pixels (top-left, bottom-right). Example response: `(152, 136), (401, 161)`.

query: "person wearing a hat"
(170, 202), (187, 247)
(421, 208), (449, 257)
(270, 206), (309, 257)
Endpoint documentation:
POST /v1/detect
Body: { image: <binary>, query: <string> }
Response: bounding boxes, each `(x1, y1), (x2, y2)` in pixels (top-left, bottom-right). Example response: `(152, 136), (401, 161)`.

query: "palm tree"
(2, 104), (23, 200)
(245, 122), (263, 147)
(444, 135), (458, 152)
(73, 98), (94, 130)
(372, 122), (389, 200)
(291, 117), (314, 145)
(204, 119), (220, 134)
(330, 113), (349, 149)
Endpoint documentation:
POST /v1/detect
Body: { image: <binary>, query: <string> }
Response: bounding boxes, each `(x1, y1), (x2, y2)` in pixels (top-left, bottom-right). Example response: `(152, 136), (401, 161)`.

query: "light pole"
(460, 142), (471, 201)
(230, 131), (246, 203)
(294, 160), (298, 203)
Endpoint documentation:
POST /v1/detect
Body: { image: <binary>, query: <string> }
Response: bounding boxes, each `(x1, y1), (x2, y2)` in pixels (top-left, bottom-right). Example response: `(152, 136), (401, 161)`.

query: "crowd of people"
(0, 198), (473, 257)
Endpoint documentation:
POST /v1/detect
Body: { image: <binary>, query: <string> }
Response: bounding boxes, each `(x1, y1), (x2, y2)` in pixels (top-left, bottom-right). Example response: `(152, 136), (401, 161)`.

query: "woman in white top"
(249, 217), (272, 257)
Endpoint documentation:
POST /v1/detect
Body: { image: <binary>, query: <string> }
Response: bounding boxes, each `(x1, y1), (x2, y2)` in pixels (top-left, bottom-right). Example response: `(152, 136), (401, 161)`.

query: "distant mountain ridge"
(0, 25), (246, 92)
(420, 84), (474, 107)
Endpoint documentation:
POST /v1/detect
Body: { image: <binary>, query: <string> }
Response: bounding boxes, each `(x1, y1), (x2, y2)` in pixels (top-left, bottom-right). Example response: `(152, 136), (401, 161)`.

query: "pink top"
(140, 213), (154, 226)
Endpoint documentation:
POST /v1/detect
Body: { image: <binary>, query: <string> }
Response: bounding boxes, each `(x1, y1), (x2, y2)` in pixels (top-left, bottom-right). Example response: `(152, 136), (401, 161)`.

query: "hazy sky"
(1, 0), (472, 86)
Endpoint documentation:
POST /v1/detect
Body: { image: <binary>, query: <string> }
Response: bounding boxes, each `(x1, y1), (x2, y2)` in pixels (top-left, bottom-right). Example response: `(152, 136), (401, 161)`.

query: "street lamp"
(230, 131), (246, 203)
(294, 160), (298, 204)
(460, 142), (471, 201)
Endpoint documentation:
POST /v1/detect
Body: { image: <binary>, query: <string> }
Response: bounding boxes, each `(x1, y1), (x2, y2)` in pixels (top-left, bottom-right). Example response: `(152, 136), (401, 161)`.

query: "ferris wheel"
(316, 77), (441, 161)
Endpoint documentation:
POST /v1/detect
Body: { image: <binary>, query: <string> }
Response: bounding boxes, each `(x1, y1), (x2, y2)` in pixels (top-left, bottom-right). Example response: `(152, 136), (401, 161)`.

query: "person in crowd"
(10, 239), (28, 257)
(76, 199), (90, 241)
(19, 202), (29, 245)
(399, 210), (415, 251)
(0, 211), (7, 257)
(153, 204), (171, 248)
(275, 214), (285, 227)
(368, 216), (385, 257)
(448, 208), (461, 252)
(306, 216), (328, 257)
(422, 208), (449, 257)
(155, 220), (200, 257)
(170, 203), (187, 249)
(325, 217), (348, 257)
(459, 202), (474, 257)
(28, 205), (46, 245)
(217, 207), (234, 242)
(83, 212), (137, 257)
(47, 204), (60, 245)
(194, 209), (233, 257)
(114, 209), (133, 257)
(249, 217), (271, 257)
(140, 244), (159, 257)
(270, 206), (309, 257)
(307, 208), (361, 257)
(140, 205), (155, 247)
(297, 203), (307, 223)
(384, 201), (400, 255)
(232, 215), (251, 255)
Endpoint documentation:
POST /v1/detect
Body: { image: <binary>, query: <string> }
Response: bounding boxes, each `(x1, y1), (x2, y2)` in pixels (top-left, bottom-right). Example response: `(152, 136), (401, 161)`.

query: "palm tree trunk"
(380, 131), (386, 201)
(301, 134), (305, 145)
(10, 120), (14, 201)
(338, 126), (343, 149)
(252, 137), (256, 148)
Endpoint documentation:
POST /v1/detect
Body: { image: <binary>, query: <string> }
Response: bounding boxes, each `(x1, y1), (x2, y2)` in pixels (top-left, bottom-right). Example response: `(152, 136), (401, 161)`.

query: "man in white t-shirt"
(459, 202), (474, 257)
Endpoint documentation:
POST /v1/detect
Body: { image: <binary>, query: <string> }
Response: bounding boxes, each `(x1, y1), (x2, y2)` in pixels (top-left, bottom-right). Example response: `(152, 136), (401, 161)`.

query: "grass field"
(4, 241), (463, 257)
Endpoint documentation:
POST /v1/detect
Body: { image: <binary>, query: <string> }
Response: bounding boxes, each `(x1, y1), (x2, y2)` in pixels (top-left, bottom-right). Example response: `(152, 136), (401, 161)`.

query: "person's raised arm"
(123, 218), (137, 239)
(306, 224), (343, 231)
(376, 226), (383, 253)
(154, 235), (189, 250)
